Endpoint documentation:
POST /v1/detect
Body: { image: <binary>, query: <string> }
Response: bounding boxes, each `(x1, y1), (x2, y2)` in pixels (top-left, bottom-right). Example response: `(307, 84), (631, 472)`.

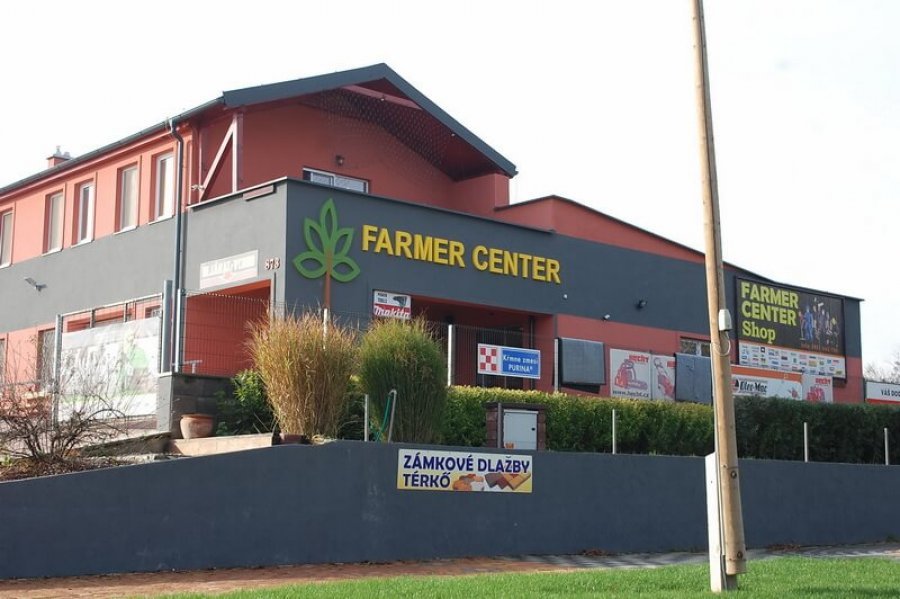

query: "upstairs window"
(303, 168), (368, 193)
(155, 153), (175, 220)
(75, 182), (95, 244)
(0, 210), (12, 266)
(45, 192), (64, 253)
(119, 165), (139, 231)
(680, 338), (711, 357)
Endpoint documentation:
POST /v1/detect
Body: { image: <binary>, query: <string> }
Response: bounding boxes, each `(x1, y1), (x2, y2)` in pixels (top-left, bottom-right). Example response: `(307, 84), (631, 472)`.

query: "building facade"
(0, 64), (864, 413)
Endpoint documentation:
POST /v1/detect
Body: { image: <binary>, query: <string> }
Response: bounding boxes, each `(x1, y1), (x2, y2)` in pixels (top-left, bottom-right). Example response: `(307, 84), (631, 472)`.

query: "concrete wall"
(0, 441), (897, 580)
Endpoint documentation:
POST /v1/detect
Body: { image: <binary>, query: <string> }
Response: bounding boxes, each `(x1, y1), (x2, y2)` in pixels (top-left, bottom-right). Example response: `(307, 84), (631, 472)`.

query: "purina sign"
(477, 344), (541, 379)
(372, 290), (411, 320)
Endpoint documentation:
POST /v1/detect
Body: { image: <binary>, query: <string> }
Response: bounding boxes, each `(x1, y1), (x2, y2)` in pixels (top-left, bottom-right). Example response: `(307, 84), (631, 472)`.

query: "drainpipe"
(168, 119), (185, 373)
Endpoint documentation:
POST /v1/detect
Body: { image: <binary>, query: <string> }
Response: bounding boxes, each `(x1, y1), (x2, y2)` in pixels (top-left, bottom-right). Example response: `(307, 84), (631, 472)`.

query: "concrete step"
(167, 433), (273, 456)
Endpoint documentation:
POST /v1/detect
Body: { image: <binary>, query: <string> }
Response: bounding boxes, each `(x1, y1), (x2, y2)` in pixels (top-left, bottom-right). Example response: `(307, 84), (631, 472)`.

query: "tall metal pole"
(691, 0), (747, 585)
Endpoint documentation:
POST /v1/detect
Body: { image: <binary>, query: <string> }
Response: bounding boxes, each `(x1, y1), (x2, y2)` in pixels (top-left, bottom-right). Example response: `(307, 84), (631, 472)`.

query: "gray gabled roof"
(1, 64), (516, 196)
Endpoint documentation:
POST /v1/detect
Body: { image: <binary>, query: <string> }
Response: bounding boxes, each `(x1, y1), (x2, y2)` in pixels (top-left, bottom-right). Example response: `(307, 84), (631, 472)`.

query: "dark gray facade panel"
(0, 442), (897, 580)
(284, 182), (712, 335)
(0, 221), (176, 332)
(182, 186), (288, 302)
(675, 353), (713, 404)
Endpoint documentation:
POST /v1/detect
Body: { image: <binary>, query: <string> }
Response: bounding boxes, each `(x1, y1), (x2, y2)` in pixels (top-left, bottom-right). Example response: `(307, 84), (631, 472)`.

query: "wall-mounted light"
(603, 314), (611, 321)
(636, 299), (648, 309)
(335, 154), (345, 167)
(23, 277), (46, 292)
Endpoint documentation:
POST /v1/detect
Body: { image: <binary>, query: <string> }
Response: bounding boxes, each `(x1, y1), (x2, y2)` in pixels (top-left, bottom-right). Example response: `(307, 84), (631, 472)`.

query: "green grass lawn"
(162, 556), (899, 598)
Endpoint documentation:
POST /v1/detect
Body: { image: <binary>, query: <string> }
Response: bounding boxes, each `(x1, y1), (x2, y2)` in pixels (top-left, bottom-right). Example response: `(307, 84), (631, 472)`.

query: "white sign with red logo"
(731, 365), (803, 400)
(865, 381), (900, 405)
(610, 349), (652, 399)
(801, 374), (833, 403)
(372, 290), (411, 320)
(651, 355), (676, 401)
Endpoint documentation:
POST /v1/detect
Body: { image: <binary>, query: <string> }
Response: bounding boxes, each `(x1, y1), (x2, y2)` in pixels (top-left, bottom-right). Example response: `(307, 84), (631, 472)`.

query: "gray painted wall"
(282, 181), (863, 358)
(0, 441), (897, 580)
(0, 220), (175, 332)
(1, 178), (863, 369)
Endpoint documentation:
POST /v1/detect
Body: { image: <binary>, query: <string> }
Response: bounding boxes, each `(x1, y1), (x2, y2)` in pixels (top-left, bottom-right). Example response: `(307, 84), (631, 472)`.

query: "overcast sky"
(2, 1), (897, 368)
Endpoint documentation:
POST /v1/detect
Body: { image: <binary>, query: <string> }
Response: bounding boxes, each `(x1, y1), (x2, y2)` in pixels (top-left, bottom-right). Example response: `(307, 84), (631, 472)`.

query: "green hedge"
(441, 387), (900, 464)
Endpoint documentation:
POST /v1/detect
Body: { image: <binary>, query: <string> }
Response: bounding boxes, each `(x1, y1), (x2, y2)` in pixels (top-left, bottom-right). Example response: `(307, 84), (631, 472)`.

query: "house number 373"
(264, 257), (281, 270)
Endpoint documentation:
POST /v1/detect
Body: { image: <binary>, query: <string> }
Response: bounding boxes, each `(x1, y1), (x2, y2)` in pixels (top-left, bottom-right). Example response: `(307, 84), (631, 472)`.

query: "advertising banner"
(372, 290), (411, 320)
(738, 341), (846, 378)
(397, 449), (532, 493)
(801, 374), (833, 403)
(477, 344), (541, 379)
(59, 317), (160, 417)
(731, 365), (803, 400)
(865, 381), (900, 405)
(736, 278), (844, 357)
(610, 349), (652, 399)
(651, 355), (676, 401)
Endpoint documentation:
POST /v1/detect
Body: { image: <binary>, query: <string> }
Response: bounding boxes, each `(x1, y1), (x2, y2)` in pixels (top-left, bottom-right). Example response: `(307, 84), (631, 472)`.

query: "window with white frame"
(0, 210), (12, 266)
(45, 192), (64, 252)
(155, 153), (174, 220)
(119, 166), (139, 231)
(302, 168), (368, 193)
(75, 182), (94, 244)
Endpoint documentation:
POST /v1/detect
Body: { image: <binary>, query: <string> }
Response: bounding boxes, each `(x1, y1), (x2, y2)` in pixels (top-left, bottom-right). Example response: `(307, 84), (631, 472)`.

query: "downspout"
(168, 119), (185, 373)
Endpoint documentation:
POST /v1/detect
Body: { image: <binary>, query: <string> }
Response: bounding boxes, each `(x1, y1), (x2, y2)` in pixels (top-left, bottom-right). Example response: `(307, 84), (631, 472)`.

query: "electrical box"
(503, 409), (538, 450)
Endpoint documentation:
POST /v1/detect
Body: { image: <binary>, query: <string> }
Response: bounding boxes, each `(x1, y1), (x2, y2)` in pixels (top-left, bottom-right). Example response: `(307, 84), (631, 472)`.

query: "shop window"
(680, 338), (711, 357)
(154, 153), (175, 220)
(37, 328), (56, 390)
(303, 168), (368, 193)
(45, 192), (64, 252)
(118, 165), (139, 231)
(75, 182), (95, 244)
(0, 210), (12, 266)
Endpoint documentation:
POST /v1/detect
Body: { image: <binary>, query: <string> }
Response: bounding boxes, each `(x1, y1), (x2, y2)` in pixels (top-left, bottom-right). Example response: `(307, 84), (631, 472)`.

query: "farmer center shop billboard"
(736, 278), (846, 378)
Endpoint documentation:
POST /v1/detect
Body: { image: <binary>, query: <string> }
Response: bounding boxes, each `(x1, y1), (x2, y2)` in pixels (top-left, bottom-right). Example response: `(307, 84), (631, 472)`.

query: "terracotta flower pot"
(180, 413), (215, 439)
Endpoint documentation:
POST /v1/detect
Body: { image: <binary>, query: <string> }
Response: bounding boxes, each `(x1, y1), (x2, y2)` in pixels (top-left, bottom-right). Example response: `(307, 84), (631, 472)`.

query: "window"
(75, 182), (94, 244)
(119, 166), (139, 231)
(155, 153), (174, 220)
(303, 168), (368, 193)
(37, 328), (56, 390)
(0, 210), (12, 266)
(45, 192), (64, 252)
(0, 337), (6, 384)
(680, 338), (711, 357)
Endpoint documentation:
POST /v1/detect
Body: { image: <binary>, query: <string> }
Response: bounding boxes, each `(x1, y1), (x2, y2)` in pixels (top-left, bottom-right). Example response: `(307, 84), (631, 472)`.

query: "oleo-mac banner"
(736, 278), (844, 356)
(397, 449), (532, 493)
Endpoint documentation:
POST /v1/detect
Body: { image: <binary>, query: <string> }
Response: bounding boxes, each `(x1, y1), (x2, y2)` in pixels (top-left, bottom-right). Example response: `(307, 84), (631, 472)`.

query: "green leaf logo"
(293, 199), (361, 282)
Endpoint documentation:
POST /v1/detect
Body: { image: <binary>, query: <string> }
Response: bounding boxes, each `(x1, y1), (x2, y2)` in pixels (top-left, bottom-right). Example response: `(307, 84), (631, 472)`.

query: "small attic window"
(303, 168), (368, 193)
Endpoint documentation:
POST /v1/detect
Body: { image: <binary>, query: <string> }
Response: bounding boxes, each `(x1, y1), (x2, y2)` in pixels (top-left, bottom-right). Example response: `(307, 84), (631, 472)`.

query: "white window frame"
(155, 153), (175, 220)
(119, 165), (139, 231)
(303, 168), (368, 193)
(76, 182), (95, 244)
(46, 192), (64, 253)
(0, 210), (12, 267)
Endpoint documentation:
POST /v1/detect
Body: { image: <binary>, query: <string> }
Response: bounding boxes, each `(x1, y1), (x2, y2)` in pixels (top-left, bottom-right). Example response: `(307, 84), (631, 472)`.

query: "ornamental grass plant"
(248, 312), (357, 438)
(358, 317), (447, 443)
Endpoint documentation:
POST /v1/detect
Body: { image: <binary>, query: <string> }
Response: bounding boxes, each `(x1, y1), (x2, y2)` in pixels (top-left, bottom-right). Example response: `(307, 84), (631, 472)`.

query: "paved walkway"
(1, 543), (898, 598)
